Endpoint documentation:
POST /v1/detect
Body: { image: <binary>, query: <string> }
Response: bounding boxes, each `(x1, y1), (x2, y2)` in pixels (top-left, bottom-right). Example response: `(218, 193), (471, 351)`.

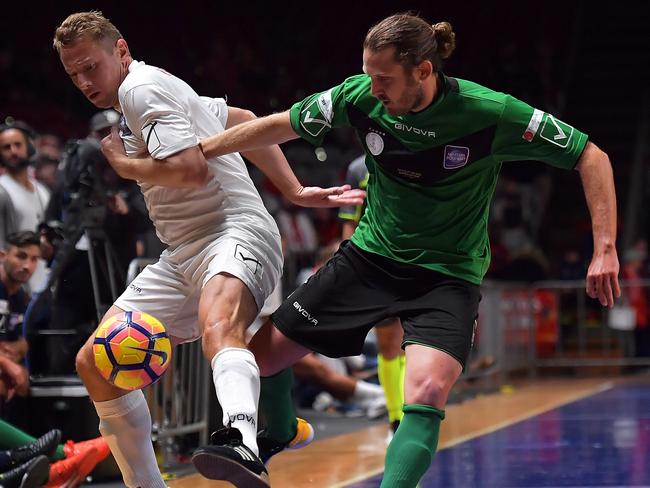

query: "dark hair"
(364, 13), (456, 71)
(0, 118), (36, 145)
(5, 231), (40, 249)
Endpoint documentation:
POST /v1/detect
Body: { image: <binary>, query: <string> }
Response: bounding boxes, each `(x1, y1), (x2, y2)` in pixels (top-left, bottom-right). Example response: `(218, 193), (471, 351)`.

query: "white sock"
(94, 390), (165, 488)
(351, 380), (384, 401)
(212, 348), (261, 456)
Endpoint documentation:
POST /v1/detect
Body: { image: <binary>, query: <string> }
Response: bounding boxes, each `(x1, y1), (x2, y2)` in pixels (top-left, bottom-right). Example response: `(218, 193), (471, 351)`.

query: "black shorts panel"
(272, 242), (393, 357)
(399, 278), (480, 368)
(271, 241), (480, 363)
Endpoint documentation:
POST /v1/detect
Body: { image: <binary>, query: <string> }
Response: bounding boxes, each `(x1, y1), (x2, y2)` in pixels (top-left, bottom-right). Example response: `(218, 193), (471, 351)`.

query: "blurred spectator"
(0, 231), (40, 402)
(621, 239), (650, 357)
(0, 353), (29, 404)
(0, 120), (50, 293)
(339, 154), (367, 240)
(0, 120), (50, 233)
(34, 134), (62, 162)
(33, 154), (59, 192)
(295, 240), (340, 289)
(0, 187), (16, 249)
(276, 196), (318, 255)
(311, 207), (340, 247)
(294, 353), (386, 419)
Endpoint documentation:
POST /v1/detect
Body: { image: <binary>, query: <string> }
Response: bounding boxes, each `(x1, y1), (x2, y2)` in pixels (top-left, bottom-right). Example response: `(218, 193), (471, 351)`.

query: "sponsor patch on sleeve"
(522, 108), (544, 142)
(299, 89), (333, 138)
(539, 114), (574, 148)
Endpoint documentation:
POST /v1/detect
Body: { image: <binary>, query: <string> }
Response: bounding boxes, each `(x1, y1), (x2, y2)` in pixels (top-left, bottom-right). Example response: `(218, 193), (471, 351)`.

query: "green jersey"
(289, 74), (588, 284)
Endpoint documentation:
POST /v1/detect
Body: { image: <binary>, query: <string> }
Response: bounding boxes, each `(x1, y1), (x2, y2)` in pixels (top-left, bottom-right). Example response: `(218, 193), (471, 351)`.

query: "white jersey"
(118, 60), (278, 247)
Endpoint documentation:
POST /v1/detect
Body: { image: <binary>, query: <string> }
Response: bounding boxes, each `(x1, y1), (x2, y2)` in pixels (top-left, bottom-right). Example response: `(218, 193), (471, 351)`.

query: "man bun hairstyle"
(364, 13), (456, 72)
(432, 21), (456, 61)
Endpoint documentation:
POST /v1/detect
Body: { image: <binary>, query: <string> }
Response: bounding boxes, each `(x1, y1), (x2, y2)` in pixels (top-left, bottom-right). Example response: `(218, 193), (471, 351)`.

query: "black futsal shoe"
(192, 427), (269, 488)
(0, 455), (50, 488)
(8, 429), (61, 466)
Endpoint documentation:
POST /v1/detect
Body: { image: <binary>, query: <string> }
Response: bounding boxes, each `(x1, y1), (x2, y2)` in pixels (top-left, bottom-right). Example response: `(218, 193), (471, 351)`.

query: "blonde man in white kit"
(54, 11), (364, 488)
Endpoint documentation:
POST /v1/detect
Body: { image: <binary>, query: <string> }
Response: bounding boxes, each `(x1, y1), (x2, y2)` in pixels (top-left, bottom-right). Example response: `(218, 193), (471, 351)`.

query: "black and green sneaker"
(192, 427), (269, 488)
(7, 429), (61, 467)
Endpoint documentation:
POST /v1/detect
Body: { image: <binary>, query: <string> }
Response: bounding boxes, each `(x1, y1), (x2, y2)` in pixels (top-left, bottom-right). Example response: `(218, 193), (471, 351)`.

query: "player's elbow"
(575, 141), (611, 173)
(239, 109), (256, 122)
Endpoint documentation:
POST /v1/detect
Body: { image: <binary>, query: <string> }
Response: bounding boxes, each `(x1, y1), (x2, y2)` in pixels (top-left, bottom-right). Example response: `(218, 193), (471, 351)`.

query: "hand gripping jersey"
(118, 61), (278, 247)
(290, 74), (588, 284)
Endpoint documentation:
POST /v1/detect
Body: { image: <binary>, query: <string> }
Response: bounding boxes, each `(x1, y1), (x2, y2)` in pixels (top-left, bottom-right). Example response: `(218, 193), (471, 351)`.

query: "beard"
(1, 156), (30, 172)
(386, 82), (425, 116)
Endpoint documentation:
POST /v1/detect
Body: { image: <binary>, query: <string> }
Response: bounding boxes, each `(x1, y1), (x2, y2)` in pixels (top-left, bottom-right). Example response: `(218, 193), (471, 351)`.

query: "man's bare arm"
(575, 141), (620, 307)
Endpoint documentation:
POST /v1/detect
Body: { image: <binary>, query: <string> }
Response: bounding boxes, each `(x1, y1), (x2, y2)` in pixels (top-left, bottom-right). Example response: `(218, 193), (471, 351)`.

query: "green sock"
(259, 368), (298, 444)
(0, 420), (35, 449)
(380, 404), (445, 488)
(0, 420), (65, 460)
(377, 354), (405, 423)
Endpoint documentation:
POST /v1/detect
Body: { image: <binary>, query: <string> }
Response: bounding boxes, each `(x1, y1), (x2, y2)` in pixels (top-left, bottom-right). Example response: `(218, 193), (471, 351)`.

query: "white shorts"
(114, 231), (282, 343)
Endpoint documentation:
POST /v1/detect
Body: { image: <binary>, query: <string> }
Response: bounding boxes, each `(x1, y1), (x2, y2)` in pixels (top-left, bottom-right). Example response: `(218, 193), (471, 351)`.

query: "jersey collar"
(128, 59), (146, 73)
(407, 72), (451, 117)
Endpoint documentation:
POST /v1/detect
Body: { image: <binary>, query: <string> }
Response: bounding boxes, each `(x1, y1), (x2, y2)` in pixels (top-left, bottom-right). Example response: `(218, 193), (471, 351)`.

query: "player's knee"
(408, 376), (450, 407)
(75, 341), (94, 376)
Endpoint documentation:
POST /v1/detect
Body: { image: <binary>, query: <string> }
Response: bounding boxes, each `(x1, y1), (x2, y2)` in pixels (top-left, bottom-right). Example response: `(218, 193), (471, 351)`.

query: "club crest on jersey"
(365, 132), (384, 156)
(443, 145), (470, 169)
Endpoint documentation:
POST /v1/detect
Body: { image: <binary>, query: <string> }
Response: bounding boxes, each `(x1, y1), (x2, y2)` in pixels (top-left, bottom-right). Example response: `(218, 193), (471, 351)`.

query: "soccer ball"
(93, 311), (172, 390)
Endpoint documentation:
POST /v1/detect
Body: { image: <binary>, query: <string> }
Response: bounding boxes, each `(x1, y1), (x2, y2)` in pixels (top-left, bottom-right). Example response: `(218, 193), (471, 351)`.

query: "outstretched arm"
(219, 108), (364, 208)
(575, 141), (620, 307)
(202, 111), (298, 158)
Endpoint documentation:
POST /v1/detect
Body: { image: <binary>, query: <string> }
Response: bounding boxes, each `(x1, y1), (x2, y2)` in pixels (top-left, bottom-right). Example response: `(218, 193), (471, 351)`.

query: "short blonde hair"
(53, 11), (123, 53)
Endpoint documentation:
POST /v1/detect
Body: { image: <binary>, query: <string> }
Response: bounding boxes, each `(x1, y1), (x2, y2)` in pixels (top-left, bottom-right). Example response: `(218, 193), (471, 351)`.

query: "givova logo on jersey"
(293, 301), (318, 325)
(299, 89), (334, 138)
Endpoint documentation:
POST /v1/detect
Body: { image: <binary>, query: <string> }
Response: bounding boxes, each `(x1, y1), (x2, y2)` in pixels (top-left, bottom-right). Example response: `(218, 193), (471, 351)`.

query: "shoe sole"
(20, 456), (50, 488)
(192, 451), (270, 488)
(288, 420), (315, 450)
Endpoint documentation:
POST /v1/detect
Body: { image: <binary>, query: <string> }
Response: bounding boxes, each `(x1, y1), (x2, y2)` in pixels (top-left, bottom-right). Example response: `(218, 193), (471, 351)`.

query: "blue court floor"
(350, 383), (650, 487)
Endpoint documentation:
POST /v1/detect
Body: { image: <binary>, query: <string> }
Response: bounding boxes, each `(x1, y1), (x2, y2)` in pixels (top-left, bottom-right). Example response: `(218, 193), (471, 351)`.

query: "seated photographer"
(38, 111), (152, 375)
(0, 232), (41, 403)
